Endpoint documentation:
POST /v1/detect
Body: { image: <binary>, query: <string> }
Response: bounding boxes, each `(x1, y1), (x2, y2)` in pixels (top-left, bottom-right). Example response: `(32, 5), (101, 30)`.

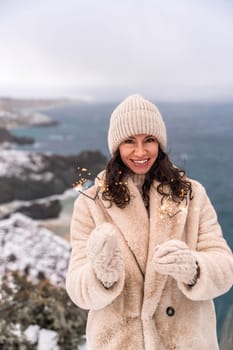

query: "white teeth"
(133, 159), (148, 164)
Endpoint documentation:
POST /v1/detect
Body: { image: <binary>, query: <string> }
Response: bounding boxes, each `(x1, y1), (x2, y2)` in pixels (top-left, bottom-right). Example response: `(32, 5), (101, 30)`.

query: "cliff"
(0, 149), (107, 204)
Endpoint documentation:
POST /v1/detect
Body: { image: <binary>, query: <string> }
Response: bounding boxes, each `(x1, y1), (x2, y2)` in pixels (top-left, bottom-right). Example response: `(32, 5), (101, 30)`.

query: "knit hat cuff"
(107, 95), (167, 155)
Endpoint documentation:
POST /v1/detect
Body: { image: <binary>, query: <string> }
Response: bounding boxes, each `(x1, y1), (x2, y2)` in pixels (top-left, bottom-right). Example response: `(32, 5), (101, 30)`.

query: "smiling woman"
(119, 134), (159, 174)
(66, 94), (233, 350)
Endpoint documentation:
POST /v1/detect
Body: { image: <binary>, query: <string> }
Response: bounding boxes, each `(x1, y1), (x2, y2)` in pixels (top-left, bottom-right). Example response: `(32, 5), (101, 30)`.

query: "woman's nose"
(134, 143), (147, 156)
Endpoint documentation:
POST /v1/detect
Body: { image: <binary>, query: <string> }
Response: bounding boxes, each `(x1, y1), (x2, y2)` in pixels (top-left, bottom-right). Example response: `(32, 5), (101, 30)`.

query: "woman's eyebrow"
(144, 135), (155, 140)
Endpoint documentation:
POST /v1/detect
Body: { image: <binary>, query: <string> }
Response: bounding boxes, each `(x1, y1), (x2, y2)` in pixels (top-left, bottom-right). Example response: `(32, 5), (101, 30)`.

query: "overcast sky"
(0, 0), (233, 101)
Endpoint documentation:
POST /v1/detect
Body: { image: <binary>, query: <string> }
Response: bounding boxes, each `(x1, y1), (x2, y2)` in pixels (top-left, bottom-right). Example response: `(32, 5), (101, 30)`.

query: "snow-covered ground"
(14, 324), (87, 349)
(24, 326), (87, 350)
(0, 213), (71, 286)
(0, 213), (89, 349)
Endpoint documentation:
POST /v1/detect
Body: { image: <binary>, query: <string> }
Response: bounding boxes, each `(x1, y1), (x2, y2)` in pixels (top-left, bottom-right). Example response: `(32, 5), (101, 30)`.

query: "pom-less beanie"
(107, 94), (167, 155)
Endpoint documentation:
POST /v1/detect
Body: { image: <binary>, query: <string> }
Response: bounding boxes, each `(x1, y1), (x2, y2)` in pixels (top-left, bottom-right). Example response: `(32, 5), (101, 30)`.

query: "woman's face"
(119, 134), (159, 175)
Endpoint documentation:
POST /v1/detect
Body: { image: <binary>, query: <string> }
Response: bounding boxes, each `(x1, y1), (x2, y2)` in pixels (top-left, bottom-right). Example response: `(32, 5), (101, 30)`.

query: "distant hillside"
(0, 97), (72, 112)
(0, 97), (75, 129)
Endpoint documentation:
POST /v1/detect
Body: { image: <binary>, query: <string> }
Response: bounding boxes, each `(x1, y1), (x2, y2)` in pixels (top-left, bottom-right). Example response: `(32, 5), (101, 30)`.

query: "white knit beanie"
(108, 94), (167, 155)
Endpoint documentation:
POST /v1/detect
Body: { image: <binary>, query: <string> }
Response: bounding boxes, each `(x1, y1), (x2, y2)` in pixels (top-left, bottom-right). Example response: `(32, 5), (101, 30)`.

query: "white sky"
(0, 0), (233, 101)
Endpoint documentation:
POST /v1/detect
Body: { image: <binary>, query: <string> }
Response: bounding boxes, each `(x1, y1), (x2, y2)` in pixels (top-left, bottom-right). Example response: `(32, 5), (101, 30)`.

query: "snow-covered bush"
(0, 271), (87, 349)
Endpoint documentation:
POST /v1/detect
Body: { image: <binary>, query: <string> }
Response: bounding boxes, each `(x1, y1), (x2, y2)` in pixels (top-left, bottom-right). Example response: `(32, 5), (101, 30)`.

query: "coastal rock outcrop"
(0, 149), (107, 204)
(0, 97), (70, 129)
(15, 199), (62, 220)
(0, 127), (34, 146)
(0, 108), (59, 129)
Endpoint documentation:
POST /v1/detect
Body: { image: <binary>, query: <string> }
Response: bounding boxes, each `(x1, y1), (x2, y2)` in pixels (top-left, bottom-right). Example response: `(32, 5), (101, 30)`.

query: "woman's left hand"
(87, 223), (125, 289)
(152, 239), (198, 285)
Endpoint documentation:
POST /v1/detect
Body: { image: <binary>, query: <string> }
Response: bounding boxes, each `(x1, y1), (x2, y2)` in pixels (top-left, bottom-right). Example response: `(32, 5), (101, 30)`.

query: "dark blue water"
(13, 101), (233, 341)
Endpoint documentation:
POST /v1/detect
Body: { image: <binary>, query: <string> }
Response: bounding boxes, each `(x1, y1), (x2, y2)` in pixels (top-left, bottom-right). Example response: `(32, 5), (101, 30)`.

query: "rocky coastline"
(0, 97), (107, 218)
(0, 127), (34, 148)
(0, 97), (66, 129)
(0, 97), (107, 259)
(0, 149), (107, 204)
(0, 97), (105, 348)
(0, 97), (67, 149)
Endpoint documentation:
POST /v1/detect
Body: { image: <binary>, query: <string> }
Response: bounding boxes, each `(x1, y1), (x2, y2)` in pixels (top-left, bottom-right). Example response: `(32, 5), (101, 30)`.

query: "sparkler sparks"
(73, 166), (92, 192)
(73, 166), (109, 201)
(73, 166), (190, 214)
(159, 193), (189, 219)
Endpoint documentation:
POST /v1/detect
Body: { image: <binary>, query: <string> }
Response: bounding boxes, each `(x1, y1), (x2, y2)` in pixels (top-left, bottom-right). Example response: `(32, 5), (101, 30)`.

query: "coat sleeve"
(66, 193), (125, 310)
(178, 183), (233, 300)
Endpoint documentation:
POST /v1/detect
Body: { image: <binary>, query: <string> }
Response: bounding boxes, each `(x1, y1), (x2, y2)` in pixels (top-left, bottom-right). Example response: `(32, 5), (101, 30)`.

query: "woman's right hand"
(152, 239), (198, 285)
(87, 223), (124, 288)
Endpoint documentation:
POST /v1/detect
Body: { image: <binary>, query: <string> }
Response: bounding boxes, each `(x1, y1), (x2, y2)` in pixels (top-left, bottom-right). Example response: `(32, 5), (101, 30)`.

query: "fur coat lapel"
(98, 175), (149, 275)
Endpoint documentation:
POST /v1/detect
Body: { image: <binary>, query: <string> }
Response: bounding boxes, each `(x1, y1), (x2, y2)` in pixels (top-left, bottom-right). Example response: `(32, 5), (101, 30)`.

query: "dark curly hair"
(101, 147), (193, 209)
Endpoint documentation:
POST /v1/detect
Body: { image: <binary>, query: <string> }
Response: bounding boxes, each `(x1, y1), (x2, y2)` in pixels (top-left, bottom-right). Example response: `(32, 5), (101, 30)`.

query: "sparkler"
(73, 167), (109, 201)
(159, 193), (188, 219)
(73, 167), (92, 191)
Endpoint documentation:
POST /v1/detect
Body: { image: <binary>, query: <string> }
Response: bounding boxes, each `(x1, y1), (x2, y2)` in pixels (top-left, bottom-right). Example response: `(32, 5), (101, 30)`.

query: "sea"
(12, 100), (233, 342)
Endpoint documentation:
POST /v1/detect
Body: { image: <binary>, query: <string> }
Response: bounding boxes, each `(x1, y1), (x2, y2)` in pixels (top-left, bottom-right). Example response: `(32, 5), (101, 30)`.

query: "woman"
(66, 94), (233, 350)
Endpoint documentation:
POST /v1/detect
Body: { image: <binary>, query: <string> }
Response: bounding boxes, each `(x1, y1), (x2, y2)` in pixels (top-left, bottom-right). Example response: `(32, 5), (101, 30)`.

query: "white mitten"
(87, 223), (124, 288)
(152, 240), (198, 285)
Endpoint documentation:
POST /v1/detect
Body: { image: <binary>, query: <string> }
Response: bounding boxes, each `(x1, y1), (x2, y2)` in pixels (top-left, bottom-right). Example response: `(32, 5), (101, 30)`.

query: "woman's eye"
(124, 139), (134, 144)
(146, 137), (156, 143)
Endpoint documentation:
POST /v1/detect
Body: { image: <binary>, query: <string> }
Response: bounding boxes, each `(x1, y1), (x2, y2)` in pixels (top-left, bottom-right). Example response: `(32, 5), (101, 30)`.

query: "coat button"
(166, 306), (175, 316)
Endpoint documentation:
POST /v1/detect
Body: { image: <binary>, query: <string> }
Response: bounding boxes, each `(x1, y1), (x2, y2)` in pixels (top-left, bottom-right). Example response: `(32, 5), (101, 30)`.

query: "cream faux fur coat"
(66, 172), (233, 350)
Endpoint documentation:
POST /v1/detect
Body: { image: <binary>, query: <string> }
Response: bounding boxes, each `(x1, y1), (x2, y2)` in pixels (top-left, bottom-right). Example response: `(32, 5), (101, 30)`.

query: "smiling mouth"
(131, 159), (149, 166)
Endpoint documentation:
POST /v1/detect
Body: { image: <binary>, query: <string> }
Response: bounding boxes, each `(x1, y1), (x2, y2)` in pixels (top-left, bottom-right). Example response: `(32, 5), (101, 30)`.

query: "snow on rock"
(0, 149), (106, 204)
(0, 141), (14, 150)
(37, 329), (59, 350)
(0, 110), (57, 129)
(0, 150), (53, 180)
(26, 112), (55, 125)
(13, 324), (61, 350)
(24, 325), (40, 344)
(0, 213), (71, 286)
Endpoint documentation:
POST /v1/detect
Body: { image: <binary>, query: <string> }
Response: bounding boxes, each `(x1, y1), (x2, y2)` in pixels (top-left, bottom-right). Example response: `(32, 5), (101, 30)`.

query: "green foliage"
(0, 271), (87, 349)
